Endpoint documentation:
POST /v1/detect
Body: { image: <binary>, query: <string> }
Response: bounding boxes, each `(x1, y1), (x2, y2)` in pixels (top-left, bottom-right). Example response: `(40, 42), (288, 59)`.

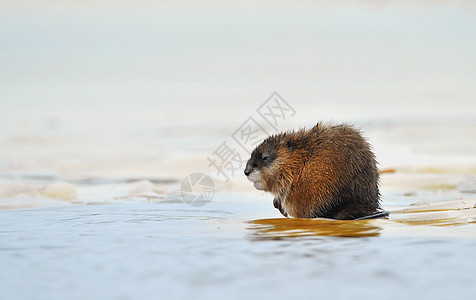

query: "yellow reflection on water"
(248, 200), (476, 240)
(248, 218), (382, 240)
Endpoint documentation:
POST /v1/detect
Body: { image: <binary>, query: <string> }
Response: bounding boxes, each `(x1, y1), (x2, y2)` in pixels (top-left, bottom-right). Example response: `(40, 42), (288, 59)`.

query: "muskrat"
(244, 123), (383, 220)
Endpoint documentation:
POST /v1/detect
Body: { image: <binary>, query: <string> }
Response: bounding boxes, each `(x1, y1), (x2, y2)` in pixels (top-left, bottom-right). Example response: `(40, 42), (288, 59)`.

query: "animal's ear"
(284, 139), (295, 151)
(278, 134), (296, 151)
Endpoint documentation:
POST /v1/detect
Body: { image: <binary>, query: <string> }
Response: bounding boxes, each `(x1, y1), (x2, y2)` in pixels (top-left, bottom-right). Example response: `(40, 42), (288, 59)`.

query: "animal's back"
(286, 124), (381, 219)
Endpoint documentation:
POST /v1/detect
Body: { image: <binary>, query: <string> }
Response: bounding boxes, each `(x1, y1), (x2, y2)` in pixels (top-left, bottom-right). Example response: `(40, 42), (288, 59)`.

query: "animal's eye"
(262, 154), (270, 161)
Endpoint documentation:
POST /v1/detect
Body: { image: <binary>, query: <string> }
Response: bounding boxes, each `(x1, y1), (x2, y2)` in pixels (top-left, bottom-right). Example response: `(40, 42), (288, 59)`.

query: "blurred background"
(1, 0), (475, 206)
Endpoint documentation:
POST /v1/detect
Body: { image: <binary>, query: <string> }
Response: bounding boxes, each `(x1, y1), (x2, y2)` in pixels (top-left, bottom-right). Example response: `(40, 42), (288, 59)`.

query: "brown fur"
(244, 123), (381, 220)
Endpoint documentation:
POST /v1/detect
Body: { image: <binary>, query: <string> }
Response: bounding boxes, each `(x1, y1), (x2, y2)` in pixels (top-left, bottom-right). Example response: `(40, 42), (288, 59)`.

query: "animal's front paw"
(273, 197), (280, 209)
(273, 198), (287, 217)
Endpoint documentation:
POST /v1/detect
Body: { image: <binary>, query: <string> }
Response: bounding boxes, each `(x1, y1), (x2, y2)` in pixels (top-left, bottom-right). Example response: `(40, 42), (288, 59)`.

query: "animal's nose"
(244, 164), (251, 176)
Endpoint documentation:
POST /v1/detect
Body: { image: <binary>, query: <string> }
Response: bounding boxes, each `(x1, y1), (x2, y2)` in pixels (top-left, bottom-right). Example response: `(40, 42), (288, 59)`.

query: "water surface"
(1, 198), (475, 299)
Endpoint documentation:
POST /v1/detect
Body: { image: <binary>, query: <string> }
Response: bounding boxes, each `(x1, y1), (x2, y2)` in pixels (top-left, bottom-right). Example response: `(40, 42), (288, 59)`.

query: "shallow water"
(1, 198), (476, 299)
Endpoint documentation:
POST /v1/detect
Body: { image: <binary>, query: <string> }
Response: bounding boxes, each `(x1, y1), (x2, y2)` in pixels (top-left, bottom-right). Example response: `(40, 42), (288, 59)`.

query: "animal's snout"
(244, 163), (252, 176)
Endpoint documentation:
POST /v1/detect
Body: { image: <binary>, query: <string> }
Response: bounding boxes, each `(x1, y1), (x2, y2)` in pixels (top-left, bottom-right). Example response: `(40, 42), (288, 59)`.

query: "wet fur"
(244, 123), (381, 220)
